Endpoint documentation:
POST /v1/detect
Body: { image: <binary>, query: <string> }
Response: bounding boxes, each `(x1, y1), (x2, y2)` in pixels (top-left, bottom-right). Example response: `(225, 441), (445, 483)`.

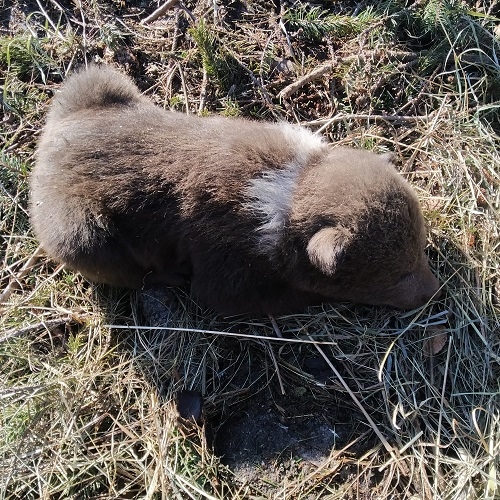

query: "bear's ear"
(307, 227), (351, 276)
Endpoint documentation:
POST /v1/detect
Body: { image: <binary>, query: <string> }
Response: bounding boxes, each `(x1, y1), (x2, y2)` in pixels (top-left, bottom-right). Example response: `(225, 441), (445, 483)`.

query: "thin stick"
(278, 61), (334, 100)
(0, 245), (45, 306)
(267, 342), (285, 395)
(0, 316), (76, 343)
(267, 314), (285, 394)
(304, 113), (430, 134)
(198, 68), (208, 115)
(141, 0), (179, 24)
(278, 18), (294, 58)
(268, 314), (283, 338)
(278, 50), (418, 100)
(177, 62), (190, 114)
(171, 9), (181, 52)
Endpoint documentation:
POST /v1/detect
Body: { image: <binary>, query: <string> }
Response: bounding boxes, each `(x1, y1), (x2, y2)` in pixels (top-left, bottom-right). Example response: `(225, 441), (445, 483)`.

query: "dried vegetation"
(1, 0), (499, 498)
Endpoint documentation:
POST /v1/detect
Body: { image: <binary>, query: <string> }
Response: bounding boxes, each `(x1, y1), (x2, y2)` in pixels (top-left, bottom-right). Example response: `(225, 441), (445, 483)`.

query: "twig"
(268, 314), (283, 338)
(78, 0), (88, 66)
(163, 62), (179, 100)
(0, 316), (76, 343)
(141, 0), (179, 24)
(268, 314), (285, 394)
(278, 17), (294, 58)
(178, 3), (196, 24)
(259, 33), (274, 88)
(278, 61), (334, 100)
(266, 341), (285, 395)
(278, 50), (419, 100)
(303, 113), (430, 134)
(212, 0), (218, 24)
(177, 62), (190, 114)
(171, 9), (181, 52)
(198, 68), (208, 115)
(0, 245), (45, 306)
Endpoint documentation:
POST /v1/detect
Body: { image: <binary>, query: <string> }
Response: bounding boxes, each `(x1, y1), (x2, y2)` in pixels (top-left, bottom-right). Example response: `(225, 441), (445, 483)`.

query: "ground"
(1, 0), (499, 498)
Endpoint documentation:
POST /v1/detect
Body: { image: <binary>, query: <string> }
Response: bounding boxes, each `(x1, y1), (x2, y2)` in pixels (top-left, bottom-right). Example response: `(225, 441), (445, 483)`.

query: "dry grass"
(1, 0), (499, 498)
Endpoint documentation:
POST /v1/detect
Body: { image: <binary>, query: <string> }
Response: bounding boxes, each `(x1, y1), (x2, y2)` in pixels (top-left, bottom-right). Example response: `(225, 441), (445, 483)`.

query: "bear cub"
(30, 65), (440, 315)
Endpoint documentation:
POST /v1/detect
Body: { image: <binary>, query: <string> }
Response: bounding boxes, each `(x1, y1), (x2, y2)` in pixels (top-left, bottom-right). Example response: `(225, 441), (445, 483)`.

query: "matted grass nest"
(1, 0), (499, 498)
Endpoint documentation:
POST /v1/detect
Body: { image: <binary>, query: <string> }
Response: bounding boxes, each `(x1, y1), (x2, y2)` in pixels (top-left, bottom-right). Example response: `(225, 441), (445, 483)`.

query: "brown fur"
(30, 65), (440, 315)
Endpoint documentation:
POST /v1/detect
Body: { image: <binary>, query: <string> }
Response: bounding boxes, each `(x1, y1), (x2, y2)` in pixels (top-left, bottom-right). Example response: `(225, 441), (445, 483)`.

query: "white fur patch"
(278, 123), (325, 163)
(245, 124), (325, 253)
